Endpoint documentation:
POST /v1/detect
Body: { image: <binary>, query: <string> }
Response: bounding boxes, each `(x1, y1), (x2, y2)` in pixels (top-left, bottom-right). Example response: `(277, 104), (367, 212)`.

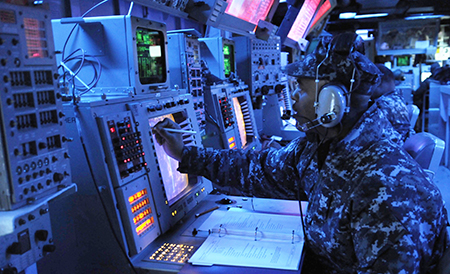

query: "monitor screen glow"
(148, 114), (189, 204)
(308, 0), (335, 34)
(396, 55), (410, 67)
(232, 97), (247, 148)
(287, 0), (321, 42)
(136, 27), (166, 85)
(224, 0), (275, 25)
(223, 43), (235, 77)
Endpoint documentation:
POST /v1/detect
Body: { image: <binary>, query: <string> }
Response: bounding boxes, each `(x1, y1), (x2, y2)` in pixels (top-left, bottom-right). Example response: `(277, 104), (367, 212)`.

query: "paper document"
(189, 208), (304, 270)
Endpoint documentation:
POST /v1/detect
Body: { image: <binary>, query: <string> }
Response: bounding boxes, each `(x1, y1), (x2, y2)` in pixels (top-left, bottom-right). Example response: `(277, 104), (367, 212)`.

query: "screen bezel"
(136, 27), (167, 85)
(130, 16), (170, 92)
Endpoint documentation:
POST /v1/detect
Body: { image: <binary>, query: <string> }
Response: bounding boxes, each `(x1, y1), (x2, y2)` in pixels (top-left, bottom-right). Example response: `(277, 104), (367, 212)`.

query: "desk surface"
(132, 194), (307, 273)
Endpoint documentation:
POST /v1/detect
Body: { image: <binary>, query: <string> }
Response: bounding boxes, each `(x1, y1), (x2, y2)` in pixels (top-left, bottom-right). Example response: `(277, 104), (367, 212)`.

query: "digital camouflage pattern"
(178, 98), (449, 273)
(375, 90), (414, 145)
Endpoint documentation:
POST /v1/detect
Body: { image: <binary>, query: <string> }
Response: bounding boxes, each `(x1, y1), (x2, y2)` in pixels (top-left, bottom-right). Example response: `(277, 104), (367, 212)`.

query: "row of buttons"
(146, 98), (190, 112)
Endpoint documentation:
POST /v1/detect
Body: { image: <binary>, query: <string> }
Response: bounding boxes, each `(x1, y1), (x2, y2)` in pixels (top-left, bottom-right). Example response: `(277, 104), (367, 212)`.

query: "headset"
(299, 33), (359, 132)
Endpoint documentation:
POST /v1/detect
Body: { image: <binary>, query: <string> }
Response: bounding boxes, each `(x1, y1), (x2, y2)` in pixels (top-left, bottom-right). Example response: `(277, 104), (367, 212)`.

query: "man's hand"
(152, 118), (185, 161)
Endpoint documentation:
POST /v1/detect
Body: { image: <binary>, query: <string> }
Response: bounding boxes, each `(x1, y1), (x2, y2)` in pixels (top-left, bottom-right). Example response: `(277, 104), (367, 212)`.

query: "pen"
(162, 128), (197, 135)
(195, 206), (220, 218)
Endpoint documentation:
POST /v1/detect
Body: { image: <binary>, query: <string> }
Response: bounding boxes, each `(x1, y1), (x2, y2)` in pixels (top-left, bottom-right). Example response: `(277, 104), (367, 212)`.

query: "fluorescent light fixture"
(355, 29), (368, 35)
(339, 12), (356, 19)
(339, 12), (387, 19)
(405, 14), (443, 20)
(354, 13), (388, 19)
(355, 29), (374, 40)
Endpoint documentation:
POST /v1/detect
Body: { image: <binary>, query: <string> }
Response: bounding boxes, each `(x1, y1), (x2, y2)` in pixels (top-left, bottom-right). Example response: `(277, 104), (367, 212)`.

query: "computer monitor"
(200, 37), (236, 79)
(187, 0), (278, 38)
(308, 0), (336, 35)
(396, 55), (411, 67)
(377, 19), (440, 55)
(136, 27), (167, 85)
(51, 15), (171, 98)
(224, 0), (275, 25)
(148, 113), (189, 205)
(91, 95), (212, 255)
(223, 42), (235, 78)
(230, 91), (260, 150)
(277, 0), (335, 49)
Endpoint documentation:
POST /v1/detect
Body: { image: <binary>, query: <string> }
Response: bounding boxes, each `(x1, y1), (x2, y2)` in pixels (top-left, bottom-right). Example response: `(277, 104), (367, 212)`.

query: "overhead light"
(340, 12), (388, 19)
(339, 12), (357, 19)
(355, 29), (374, 40)
(354, 13), (388, 19)
(405, 14), (443, 20)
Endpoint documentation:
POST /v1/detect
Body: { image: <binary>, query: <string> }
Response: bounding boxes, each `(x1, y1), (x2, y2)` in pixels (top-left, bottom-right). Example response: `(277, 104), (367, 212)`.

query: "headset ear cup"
(316, 84), (347, 128)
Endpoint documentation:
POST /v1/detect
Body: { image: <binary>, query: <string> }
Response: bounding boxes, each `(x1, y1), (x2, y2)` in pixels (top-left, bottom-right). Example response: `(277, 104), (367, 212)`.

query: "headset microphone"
(298, 112), (337, 132)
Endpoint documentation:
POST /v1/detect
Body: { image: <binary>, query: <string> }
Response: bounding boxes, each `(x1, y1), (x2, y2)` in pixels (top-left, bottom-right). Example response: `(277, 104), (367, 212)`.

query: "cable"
(75, 109), (138, 274)
(127, 1), (134, 16)
(59, 0), (109, 102)
(60, 49), (103, 97)
(81, 0), (110, 17)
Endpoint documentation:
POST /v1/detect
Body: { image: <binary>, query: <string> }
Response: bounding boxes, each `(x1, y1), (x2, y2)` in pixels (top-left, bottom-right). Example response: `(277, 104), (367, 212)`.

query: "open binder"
(188, 208), (304, 270)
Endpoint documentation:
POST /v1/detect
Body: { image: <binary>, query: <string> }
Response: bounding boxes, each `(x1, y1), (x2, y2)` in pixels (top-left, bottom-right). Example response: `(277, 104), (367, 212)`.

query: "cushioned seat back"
(403, 132), (445, 175)
(407, 104), (420, 129)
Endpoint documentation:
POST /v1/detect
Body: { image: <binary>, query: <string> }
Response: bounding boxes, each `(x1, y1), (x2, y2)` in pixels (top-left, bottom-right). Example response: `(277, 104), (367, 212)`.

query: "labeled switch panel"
(0, 2), (72, 210)
(0, 203), (54, 273)
(202, 83), (239, 149)
(167, 31), (206, 135)
(97, 112), (147, 187)
(115, 176), (160, 256)
(218, 95), (235, 129)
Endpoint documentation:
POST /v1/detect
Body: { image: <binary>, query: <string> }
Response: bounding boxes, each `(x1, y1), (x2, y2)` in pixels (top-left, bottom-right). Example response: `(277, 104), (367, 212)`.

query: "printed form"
(189, 208), (304, 270)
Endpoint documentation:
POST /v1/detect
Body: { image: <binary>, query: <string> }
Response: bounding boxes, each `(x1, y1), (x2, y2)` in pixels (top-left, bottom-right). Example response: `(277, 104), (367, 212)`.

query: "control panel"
(199, 37), (236, 80)
(202, 83), (239, 149)
(0, 202), (54, 273)
(97, 112), (147, 187)
(233, 36), (286, 109)
(0, 2), (72, 210)
(130, 94), (211, 233)
(115, 175), (160, 256)
(218, 95), (235, 129)
(61, 94), (212, 261)
(227, 82), (261, 150)
(167, 31), (206, 135)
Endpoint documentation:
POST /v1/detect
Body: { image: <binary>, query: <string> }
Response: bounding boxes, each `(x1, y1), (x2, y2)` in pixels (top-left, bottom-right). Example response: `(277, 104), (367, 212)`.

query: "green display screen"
(396, 55), (410, 67)
(223, 43), (235, 77)
(136, 28), (166, 84)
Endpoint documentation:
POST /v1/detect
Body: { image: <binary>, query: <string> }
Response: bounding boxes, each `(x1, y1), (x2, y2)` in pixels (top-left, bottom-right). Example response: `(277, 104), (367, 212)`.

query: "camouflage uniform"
(375, 90), (414, 145)
(177, 33), (448, 273)
(178, 90), (448, 274)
